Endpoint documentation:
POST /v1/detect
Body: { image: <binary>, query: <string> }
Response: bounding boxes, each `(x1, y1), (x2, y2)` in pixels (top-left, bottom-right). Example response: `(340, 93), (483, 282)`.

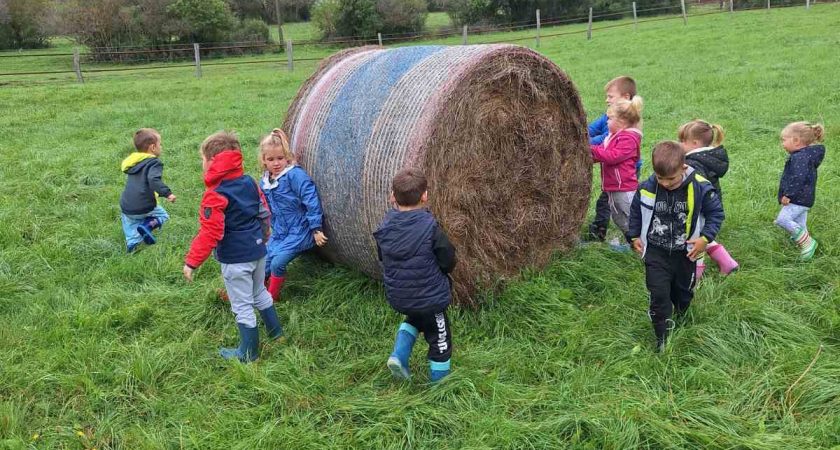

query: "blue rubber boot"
(219, 323), (260, 362)
(137, 217), (161, 245)
(386, 323), (418, 380)
(429, 359), (451, 383)
(259, 306), (283, 340)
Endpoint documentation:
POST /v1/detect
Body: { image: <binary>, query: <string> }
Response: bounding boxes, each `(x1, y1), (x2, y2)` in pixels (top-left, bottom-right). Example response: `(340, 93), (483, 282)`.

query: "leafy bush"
(313, 0), (427, 39)
(311, 0), (341, 38)
(168, 0), (236, 43)
(336, 0), (382, 38)
(0, 0), (51, 49)
(232, 17), (271, 42)
(377, 0), (427, 34)
(442, 0), (684, 26)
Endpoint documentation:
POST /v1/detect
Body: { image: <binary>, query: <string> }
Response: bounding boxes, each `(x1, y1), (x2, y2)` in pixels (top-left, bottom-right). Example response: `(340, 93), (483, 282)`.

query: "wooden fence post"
(378, 33), (383, 46)
(275, 0), (285, 46)
(462, 25), (468, 45)
(285, 40), (293, 71)
(730, 0), (734, 13)
(681, 0), (688, 24)
(587, 8), (593, 40)
(193, 43), (202, 78)
(767, 0), (770, 10)
(632, 2), (638, 30)
(73, 48), (84, 83)
(806, 0), (810, 9)
(535, 9), (541, 48)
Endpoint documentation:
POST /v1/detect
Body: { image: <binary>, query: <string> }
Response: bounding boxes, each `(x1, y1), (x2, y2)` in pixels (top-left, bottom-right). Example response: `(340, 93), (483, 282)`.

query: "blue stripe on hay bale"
(315, 46), (446, 271)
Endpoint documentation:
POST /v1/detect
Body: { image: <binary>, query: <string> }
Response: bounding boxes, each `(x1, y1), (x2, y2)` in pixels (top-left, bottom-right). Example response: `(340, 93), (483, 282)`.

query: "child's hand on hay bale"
(314, 230), (328, 247)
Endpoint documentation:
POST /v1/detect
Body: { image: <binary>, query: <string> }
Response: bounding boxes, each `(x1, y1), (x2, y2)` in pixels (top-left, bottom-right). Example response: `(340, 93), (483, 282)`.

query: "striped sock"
(794, 228), (812, 249)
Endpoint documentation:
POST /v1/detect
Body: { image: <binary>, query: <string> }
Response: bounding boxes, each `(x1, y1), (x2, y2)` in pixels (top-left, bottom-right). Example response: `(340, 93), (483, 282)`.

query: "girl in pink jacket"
(590, 97), (644, 238)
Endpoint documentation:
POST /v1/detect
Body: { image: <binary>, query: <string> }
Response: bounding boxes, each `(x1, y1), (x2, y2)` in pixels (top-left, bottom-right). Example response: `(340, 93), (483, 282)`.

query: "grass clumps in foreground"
(1, 4), (839, 449)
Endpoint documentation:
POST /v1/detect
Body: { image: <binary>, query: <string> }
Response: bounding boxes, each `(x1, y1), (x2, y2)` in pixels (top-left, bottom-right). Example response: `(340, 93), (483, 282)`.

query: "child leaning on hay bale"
(774, 121), (825, 261)
(586, 76), (643, 242)
(374, 169), (457, 383)
(182, 131), (283, 363)
(258, 128), (327, 303)
(627, 141), (725, 353)
(119, 128), (176, 253)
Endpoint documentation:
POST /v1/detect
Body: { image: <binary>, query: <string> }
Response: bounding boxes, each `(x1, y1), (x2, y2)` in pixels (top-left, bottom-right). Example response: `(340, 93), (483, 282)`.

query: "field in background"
(0, 4), (839, 449)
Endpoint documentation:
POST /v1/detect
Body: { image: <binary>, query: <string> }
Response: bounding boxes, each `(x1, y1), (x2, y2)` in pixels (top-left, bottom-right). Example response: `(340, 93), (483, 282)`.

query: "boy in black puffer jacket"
(678, 120), (738, 279)
(374, 168), (456, 383)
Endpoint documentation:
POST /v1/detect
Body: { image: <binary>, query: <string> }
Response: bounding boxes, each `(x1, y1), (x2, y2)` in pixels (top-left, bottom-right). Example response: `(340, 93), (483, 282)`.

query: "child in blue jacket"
(259, 129), (328, 301)
(774, 122), (825, 261)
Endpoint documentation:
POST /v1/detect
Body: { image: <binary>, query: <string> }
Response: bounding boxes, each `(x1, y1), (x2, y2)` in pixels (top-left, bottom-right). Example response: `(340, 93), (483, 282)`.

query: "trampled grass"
(0, 4), (839, 449)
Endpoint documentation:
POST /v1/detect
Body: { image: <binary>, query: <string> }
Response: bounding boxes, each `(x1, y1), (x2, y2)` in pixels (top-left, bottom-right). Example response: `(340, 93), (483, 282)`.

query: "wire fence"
(0, 0), (833, 83)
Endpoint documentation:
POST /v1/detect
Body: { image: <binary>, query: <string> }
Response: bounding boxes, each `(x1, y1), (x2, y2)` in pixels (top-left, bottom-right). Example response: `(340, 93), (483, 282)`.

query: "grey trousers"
(221, 257), (274, 328)
(608, 190), (635, 235)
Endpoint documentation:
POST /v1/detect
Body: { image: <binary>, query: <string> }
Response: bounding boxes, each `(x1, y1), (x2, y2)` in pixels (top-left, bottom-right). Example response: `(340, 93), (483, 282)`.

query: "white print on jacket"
(648, 199), (688, 250)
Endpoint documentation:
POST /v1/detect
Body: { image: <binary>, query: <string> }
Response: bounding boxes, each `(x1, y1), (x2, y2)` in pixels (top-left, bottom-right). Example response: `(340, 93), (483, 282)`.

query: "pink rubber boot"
(707, 243), (739, 275)
(695, 258), (706, 282)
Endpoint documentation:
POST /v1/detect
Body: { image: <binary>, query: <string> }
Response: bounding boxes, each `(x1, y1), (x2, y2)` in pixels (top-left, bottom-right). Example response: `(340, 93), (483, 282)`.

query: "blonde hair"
(604, 76), (637, 98)
(782, 121), (825, 146)
(259, 128), (295, 166)
(200, 131), (240, 159)
(678, 120), (725, 147)
(608, 96), (644, 128)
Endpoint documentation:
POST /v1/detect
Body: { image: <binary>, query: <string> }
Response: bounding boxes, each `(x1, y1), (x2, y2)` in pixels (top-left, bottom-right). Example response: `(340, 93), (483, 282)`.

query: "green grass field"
(1, 4), (839, 449)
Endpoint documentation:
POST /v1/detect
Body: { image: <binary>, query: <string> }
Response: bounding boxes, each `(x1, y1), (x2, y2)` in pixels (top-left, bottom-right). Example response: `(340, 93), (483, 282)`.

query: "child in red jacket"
(182, 131), (282, 362)
(590, 97), (644, 244)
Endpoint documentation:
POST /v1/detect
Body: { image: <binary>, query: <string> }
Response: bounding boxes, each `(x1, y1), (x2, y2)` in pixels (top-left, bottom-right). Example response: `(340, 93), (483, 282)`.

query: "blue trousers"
(120, 205), (169, 247)
(266, 250), (302, 277)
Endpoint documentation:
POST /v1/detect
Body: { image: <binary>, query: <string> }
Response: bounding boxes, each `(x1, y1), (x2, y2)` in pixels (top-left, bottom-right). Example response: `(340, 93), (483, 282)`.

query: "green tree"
(168, 0), (236, 42)
(0, 0), (51, 49)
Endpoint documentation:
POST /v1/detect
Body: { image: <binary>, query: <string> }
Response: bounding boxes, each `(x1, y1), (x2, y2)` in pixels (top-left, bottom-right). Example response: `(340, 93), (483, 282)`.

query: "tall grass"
(0, 4), (838, 449)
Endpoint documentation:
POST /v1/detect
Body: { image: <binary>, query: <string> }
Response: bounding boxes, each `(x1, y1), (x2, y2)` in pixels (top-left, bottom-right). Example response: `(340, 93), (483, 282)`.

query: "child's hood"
(121, 152), (157, 174)
(374, 208), (435, 259)
(204, 150), (244, 187)
(686, 145), (729, 176)
(796, 144), (826, 167)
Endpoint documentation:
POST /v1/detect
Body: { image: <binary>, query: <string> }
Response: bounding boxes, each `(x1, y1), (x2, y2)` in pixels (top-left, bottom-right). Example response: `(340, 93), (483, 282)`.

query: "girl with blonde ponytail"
(259, 128), (328, 301)
(678, 120), (738, 279)
(590, 96), (644, 248)
(774, 121), (826, 261)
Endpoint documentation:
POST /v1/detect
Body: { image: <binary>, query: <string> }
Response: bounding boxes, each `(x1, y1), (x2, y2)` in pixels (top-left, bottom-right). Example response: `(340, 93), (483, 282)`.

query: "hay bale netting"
(283, 44), (591, 306)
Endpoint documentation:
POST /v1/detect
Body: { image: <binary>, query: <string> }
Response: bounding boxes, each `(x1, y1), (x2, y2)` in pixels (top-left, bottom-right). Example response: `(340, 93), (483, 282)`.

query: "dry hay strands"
(283, 44), (591, 307)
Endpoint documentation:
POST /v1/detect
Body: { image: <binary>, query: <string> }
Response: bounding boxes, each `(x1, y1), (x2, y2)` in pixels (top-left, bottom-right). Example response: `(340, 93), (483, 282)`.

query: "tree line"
(1, 0), (787, 53)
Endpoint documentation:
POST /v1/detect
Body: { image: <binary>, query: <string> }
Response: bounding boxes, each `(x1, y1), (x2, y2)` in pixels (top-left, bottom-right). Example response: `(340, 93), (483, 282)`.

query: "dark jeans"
(592, 190), (611, 229)
(405, 309), (452, 363)
(644, 246), (697, 341)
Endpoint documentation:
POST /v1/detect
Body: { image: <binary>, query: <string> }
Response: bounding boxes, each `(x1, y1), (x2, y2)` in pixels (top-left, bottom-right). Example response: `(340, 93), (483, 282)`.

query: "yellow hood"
(121, 152), (156, 172)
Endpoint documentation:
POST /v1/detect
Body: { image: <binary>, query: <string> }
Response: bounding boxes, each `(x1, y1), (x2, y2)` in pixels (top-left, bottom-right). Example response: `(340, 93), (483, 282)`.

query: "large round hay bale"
(283, 44), (591, 306)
